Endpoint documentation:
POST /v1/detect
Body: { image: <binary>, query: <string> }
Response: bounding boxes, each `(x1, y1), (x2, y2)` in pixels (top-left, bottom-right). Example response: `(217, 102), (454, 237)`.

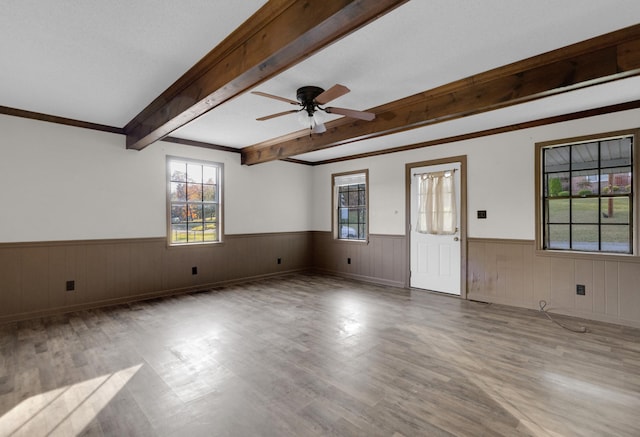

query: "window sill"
(334, 238), (369, 245)
(167, 240), (225, 249)
(535, 248), (639, 262)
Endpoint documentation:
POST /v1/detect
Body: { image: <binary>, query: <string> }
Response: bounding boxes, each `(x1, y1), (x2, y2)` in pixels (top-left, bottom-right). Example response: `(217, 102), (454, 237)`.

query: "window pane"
(171, 204), (186, 223)
(345, 210), (353, 225)
(171, 182), (186, 201)
(340, 225), (356, 238)
(348, 190), (359, 206)
(203, 166), (217, 184)
(601, 167), (632, 194)
(571, 170), (598, 196)
(571, 198), (599, 223)
(358, 224), (366, 239)
(170, 224), (187, 244)
(571, 142), (599, 171)
(187, 164), (202, 183)
(572, 225), (598, 251)
(203, 184), (217, 202)
(547, 224), (569, 249)
(545, 147), (570, 173)
(600, 197), (630, 224)
(601, 225), (631, 253)
(170, 162), (187, 182)
(204, 204), (217, 222)
(187, 204), (203, 223)
(358, 189), (366, 206)
(187, 183), (202, 201)
(601, 137), (632, 167)
(546, 173), (570, 197)
(338, 208), (348, 224)
(187, 223), (204, 242)
(547, 198), (569, 223)
(203, 223), (217, 242)
(338, 191), (347, 207)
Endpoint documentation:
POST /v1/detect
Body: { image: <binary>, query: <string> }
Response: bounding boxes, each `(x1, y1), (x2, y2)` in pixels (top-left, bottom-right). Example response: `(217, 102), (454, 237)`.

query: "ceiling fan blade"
(251, 91), (299, 105)
(256, 109), (300, 121)
(325, 107), (375, 121)
(314, 84), (350, 105)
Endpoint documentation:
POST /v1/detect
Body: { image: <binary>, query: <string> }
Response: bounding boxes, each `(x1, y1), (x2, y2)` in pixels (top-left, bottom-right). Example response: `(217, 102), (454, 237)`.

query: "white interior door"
(410, 162), (461, 295)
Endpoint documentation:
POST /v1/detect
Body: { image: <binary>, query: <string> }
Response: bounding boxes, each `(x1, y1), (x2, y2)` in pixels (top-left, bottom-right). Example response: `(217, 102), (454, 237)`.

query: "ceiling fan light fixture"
(312, 122), (326, 134)
(254, 83), (374, 133)
(297, 110), (310, 127)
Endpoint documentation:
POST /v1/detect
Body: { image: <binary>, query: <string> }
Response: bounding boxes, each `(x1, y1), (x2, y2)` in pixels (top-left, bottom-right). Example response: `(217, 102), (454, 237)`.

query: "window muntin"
(333, 171), (368, 241)
(168, 158), (221, 245)
(542, 135), (633, 254)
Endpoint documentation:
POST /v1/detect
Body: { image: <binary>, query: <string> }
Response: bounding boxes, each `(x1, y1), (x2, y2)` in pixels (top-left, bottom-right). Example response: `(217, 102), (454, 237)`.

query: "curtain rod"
(413, 168), (457, 177)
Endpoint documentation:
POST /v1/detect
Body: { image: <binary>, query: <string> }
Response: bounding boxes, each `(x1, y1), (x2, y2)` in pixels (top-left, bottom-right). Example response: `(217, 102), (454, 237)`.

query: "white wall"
(3, 107), (639, 244)
(312, 108), (640, 240)
(0, 115), (312, 242)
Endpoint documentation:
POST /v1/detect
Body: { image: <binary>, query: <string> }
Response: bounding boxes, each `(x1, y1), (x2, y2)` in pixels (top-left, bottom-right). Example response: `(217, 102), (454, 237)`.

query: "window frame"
(166, 156), (223, 247)
(332, 170), (369, 243)
(535, 129), (638, 257)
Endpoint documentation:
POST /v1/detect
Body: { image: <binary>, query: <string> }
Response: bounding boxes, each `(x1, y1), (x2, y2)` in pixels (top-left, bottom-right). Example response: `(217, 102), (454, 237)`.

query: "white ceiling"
(2, 1), (640, 163)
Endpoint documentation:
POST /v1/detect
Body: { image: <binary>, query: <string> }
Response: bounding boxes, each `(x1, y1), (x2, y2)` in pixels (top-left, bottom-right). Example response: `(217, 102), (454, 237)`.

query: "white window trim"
(166, 156), (223, 247)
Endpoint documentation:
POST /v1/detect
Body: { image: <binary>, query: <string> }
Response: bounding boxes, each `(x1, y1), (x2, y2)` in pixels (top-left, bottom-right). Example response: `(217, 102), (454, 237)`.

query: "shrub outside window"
(333, 171), (368, 241)
(541, 134), (634, 254)
(167, 157), (222, 245)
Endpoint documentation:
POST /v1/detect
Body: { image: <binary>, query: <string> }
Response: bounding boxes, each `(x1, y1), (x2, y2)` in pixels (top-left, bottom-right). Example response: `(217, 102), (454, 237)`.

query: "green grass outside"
(546, 196), (630, 246)
(171, 222), (217, 243)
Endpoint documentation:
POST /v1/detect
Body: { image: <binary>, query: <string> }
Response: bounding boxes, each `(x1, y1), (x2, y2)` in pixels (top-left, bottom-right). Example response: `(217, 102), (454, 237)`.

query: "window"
(540, 132), (635, 254)
(333, 171), (368, 241)
(167, 157), (222, 245)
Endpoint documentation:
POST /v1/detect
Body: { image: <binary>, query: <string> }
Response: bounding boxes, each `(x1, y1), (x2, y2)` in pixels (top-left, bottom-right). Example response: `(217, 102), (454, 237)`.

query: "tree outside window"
(168, 158), (222, 245)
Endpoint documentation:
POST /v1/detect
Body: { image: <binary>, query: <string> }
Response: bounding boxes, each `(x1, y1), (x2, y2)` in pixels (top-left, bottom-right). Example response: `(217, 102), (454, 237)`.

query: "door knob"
(454, 237), (459, 241)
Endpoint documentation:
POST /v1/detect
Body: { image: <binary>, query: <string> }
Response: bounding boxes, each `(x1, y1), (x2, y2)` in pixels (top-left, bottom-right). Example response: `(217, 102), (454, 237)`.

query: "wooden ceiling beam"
(124, 0), (408, 151)
(241, 24), (640, 165)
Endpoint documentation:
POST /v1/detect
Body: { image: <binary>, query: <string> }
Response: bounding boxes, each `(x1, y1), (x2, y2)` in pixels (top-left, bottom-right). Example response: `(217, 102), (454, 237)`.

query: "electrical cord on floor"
(539, 300), (588, 333)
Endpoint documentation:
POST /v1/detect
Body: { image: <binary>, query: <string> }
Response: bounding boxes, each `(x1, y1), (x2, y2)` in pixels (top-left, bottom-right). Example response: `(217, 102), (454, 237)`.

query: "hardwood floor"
(0, 273), (639, 436)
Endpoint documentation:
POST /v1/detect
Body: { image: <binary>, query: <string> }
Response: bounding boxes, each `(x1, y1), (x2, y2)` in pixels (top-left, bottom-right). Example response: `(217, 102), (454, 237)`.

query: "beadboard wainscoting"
(0, 232), (312, 323)
(467, 238), (640, 328)
(311, 232), (407, 288)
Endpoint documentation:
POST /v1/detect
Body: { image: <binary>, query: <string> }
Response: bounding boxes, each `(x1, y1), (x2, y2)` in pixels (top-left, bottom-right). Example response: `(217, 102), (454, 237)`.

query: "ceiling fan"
(252, 84), (375, 134)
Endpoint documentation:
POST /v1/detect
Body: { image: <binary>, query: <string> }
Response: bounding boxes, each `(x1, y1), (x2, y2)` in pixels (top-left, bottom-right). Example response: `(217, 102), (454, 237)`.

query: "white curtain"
(416, 171), (457, 235)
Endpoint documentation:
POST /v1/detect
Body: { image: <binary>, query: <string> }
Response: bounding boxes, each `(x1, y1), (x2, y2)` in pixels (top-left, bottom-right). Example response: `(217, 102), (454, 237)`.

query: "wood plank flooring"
(1, 273), (639, 436)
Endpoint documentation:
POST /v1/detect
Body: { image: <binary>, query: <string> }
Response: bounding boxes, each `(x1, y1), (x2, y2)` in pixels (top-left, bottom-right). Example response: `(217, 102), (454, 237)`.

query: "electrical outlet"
(66, 280), (75, 291)
(277, 258), (282, 264)
(347, 257), (351, 264)
(576, 284), (586, 295)
(192, 266), (198, 275)
(477, 210), (487, 219)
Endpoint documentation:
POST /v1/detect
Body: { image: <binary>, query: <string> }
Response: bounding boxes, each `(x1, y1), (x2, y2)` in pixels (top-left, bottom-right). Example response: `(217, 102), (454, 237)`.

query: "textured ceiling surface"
(2, 1), (640, 162)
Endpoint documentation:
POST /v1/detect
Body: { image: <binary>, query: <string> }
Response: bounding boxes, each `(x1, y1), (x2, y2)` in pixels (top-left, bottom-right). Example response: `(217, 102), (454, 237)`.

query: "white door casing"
(410, 162), (461, 295)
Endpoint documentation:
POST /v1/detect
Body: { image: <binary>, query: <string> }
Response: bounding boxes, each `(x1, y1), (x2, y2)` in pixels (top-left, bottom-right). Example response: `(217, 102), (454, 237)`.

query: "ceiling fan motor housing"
(297, 86), (324, 115)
